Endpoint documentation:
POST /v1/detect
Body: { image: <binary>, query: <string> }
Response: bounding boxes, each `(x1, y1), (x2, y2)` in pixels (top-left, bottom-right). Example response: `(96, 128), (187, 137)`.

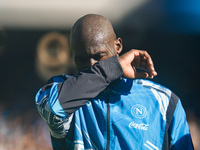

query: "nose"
(89, 58), (97, 66)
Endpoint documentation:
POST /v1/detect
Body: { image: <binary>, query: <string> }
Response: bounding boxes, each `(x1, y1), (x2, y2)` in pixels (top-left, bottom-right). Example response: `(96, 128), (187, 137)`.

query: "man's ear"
(114, 38), (123, 55)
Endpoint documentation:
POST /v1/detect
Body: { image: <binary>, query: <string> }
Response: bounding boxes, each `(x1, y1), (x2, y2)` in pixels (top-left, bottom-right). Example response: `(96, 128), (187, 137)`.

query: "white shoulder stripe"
(151, 88), (169, 120)
(137, 80), (171, 120)
(137, 80), (171, 97)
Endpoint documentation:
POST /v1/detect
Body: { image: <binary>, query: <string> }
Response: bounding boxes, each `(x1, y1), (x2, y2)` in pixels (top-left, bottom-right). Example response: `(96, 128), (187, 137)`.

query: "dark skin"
(70, 14), (157, 79)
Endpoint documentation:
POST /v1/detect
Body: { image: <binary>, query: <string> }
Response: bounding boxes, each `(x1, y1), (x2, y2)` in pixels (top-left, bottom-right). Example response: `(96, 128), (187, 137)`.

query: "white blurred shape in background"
(0, 0), (149, 29)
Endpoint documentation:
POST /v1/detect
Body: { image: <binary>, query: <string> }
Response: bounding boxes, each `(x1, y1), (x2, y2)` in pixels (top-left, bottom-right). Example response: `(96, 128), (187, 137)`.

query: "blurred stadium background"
(0, 0), (200, 149)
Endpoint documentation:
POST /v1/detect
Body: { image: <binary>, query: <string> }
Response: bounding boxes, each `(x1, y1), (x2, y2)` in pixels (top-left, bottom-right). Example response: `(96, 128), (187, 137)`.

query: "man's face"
(72, 40), (117, 71)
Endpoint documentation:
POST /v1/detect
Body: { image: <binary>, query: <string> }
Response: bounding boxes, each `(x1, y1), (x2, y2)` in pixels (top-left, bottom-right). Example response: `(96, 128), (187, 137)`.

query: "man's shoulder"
(46, 74), (69, 84)
(40, 74), (69, 92)
(134, 79), (172, 97)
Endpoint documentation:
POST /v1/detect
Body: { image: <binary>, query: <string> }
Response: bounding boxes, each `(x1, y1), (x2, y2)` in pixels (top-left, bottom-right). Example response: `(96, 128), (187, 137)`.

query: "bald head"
(70, 14), (116, 52)
(70, 14), (122, 71)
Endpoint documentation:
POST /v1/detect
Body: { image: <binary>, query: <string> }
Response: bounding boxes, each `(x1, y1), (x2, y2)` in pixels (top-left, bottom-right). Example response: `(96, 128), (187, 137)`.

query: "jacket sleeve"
(58, 55), (123, 115)
(169, 99), (194, 150)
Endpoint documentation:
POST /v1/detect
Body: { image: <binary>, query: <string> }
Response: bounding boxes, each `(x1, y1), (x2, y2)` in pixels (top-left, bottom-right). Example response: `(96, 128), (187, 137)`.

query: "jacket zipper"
(105, 79), (120, 150)
(106, 88), (110, 150)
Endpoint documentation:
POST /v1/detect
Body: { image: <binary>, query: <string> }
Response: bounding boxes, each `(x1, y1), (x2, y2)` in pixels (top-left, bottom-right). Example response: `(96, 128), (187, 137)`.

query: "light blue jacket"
(35, 56), (193, 150)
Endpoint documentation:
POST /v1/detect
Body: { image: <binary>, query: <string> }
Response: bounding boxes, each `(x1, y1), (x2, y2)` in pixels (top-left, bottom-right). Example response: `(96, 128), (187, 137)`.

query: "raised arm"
(36, 49), (157, 117)
(59, 49), (157, 115)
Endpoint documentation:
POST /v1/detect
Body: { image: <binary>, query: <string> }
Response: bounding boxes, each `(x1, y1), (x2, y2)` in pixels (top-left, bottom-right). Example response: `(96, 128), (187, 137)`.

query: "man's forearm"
(58, 56), (123, 115)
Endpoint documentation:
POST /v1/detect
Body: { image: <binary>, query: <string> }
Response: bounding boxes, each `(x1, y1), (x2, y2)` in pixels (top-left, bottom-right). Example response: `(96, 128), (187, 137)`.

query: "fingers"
(119, 49), (157, 79)
(131, 49), (157, 78)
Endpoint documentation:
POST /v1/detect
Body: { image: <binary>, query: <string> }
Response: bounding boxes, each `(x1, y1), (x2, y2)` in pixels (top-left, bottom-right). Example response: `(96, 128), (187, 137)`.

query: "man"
(35, 14), (193, 149)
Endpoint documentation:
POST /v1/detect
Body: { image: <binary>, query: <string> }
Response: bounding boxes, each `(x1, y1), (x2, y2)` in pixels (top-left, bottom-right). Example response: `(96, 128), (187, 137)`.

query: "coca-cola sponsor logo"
(129, 121), (149, 131)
